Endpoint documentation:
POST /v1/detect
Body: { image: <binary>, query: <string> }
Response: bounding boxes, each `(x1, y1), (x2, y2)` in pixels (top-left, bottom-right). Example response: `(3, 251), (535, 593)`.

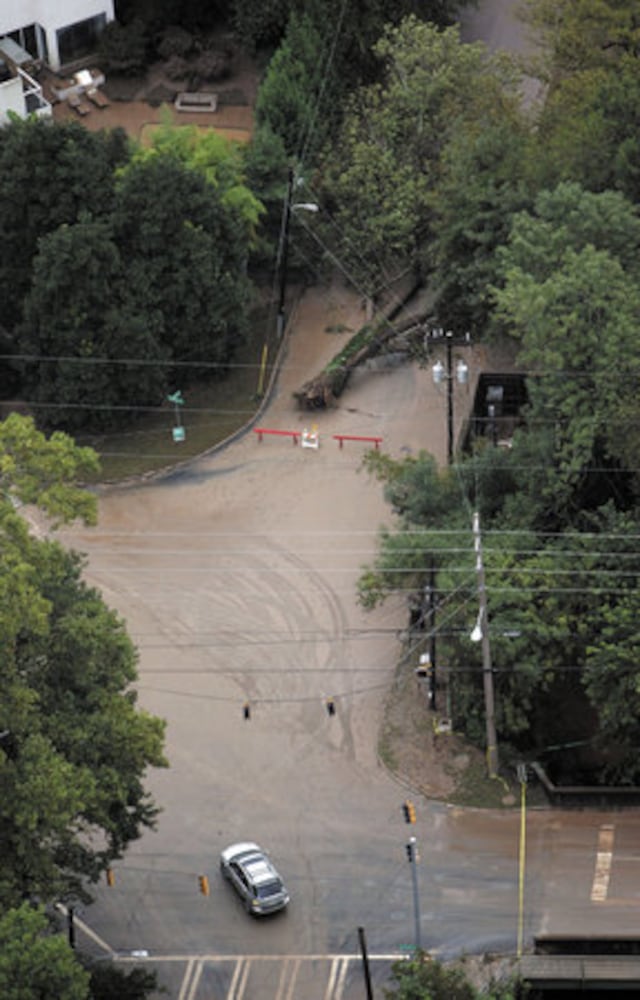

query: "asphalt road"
(53, 7), (640, 996)
(57, 282), (640, 1000)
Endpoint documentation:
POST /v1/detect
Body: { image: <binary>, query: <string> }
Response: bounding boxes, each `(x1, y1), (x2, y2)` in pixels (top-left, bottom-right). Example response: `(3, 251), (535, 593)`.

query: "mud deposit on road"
(379, 654), (491, 803)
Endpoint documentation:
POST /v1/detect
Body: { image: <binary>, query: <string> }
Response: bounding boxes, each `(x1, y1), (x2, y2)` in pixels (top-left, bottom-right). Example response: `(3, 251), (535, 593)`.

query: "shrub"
(98, 19), (148, 76)
(191, 49), (231, 83)
(164, 55), (190, 81)
(156, 25), (194, 60)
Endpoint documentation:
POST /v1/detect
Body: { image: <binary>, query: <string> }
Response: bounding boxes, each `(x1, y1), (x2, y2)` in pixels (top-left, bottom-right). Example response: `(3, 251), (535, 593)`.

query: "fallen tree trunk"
(294, 306), (429, 410)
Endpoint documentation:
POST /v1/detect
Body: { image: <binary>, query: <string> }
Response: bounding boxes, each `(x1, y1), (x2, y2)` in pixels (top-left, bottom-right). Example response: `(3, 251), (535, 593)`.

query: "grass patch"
(325, 323), (353, 335)
(449, 754), (518, 809)
(76, 299), (276, 483)
(378, 722), (399, 772)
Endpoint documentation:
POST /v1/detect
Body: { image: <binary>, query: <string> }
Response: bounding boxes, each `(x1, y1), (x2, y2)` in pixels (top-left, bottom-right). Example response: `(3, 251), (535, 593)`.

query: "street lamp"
(276, 167), (319, 339)
(429, 329), (470, 464)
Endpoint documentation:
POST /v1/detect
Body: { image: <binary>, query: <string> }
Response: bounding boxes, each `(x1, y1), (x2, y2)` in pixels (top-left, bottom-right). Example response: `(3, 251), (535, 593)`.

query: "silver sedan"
(219, 842), (290, 916)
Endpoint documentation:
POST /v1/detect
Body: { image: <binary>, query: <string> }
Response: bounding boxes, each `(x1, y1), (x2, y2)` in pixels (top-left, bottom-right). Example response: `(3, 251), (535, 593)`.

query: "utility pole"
(276, 166), (295, 339)
(406, 836), (421, 951)
(426, 564), (437, 710)
(472, 511), (499, 777)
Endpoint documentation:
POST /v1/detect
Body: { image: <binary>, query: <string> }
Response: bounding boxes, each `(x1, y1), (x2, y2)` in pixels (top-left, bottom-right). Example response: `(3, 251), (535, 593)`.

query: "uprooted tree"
(294, 298), (427, 409)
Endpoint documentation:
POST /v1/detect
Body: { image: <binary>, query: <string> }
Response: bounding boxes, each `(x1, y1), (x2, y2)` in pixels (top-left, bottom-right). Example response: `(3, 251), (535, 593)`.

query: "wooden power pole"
(472, 511), (499, 776)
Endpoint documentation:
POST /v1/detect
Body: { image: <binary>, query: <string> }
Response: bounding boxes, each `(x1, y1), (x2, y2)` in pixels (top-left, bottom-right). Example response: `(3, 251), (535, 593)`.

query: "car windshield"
(256, 880), (283, 899)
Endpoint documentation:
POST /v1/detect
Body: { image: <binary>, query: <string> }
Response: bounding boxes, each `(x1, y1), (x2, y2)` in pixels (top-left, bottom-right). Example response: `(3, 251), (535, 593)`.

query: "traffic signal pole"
(407, 837), (421, 952)
(357, 926), (374, 1000)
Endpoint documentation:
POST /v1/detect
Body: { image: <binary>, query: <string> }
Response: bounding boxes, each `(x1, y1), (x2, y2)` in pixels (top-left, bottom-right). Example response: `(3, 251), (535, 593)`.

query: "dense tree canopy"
(522, 0), (640, 76)
(20, 216), (166, 432)
(358, 181), (640, 781)
(112, 151), (251, 368)
(0, 905), (90, 1000)
(316, 19), (523, 292)
(0, 416), (166, 905)
(232, 0), (465, 54)
(0, 117), (256, 434)
(428, 113), (534, 332)
(521, 0), (640, 199)
(0, 119), (128, 341)
(493, 183), (640, 517)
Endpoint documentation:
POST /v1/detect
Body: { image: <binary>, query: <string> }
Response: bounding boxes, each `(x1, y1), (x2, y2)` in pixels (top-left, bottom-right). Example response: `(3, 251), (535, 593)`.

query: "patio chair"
(86, 87), (110, 109)
(67, 92), (91, 116)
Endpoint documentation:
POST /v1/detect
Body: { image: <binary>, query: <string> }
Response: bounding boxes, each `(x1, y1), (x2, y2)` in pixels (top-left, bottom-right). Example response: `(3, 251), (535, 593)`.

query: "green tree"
(384, 953), (520, 999)
(242, 123), (290, 267)
(255, 11), (338, 161)
(522, 0), (640, 76)
(97, 18), (149, 76)
(0, 119), (128, 337)
(0, 416), (166, 906)
(0, 413), (98, 524)
(318, 19), (521, 293)
(529, 58), (640, 199)
(112, 152), (252, 370)
(231, 0), (465, 55)
(357, 444), (640, 778)
(0, 904), (90, 1000)
(86, 959), (158, 1000)
(20, 217), (168, 433)
(521, 1), (640, 199)
(139, 121), (264, 244)
(493, 187), (640, 518)
(429, 114), (534, 332)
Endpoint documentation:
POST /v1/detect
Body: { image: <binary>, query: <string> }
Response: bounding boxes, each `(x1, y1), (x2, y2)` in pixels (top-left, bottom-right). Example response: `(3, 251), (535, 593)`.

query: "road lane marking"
(325, 956), (349, 1000)
(591, 823), (615, 902)
(325, 957), (341, 1000)
(334, 956), (349, 999)
(228, 957), (250, 1000)
(185, 959), (203, 1000)
(178, 959), (194, 1000)
(178, 958), (203, 1000)
(275, 957), (300, 1000)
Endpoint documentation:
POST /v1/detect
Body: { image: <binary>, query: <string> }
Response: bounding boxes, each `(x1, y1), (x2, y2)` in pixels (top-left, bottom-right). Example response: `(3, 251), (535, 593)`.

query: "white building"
(0, 35), (52, 123)
(0, 0), (115, 73)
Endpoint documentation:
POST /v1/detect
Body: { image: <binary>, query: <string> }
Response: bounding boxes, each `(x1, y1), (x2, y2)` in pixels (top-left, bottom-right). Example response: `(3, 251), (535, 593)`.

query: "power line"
(137, 681), (391, 703)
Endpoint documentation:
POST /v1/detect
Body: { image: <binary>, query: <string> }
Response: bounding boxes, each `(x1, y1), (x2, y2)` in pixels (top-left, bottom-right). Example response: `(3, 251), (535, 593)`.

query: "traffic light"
(405, 840), (414, 863)
(106, 868), (115, 887)
(326, 697), (336, 716)
(198, 874), (210, 896)
(402, 800), (416, 824)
